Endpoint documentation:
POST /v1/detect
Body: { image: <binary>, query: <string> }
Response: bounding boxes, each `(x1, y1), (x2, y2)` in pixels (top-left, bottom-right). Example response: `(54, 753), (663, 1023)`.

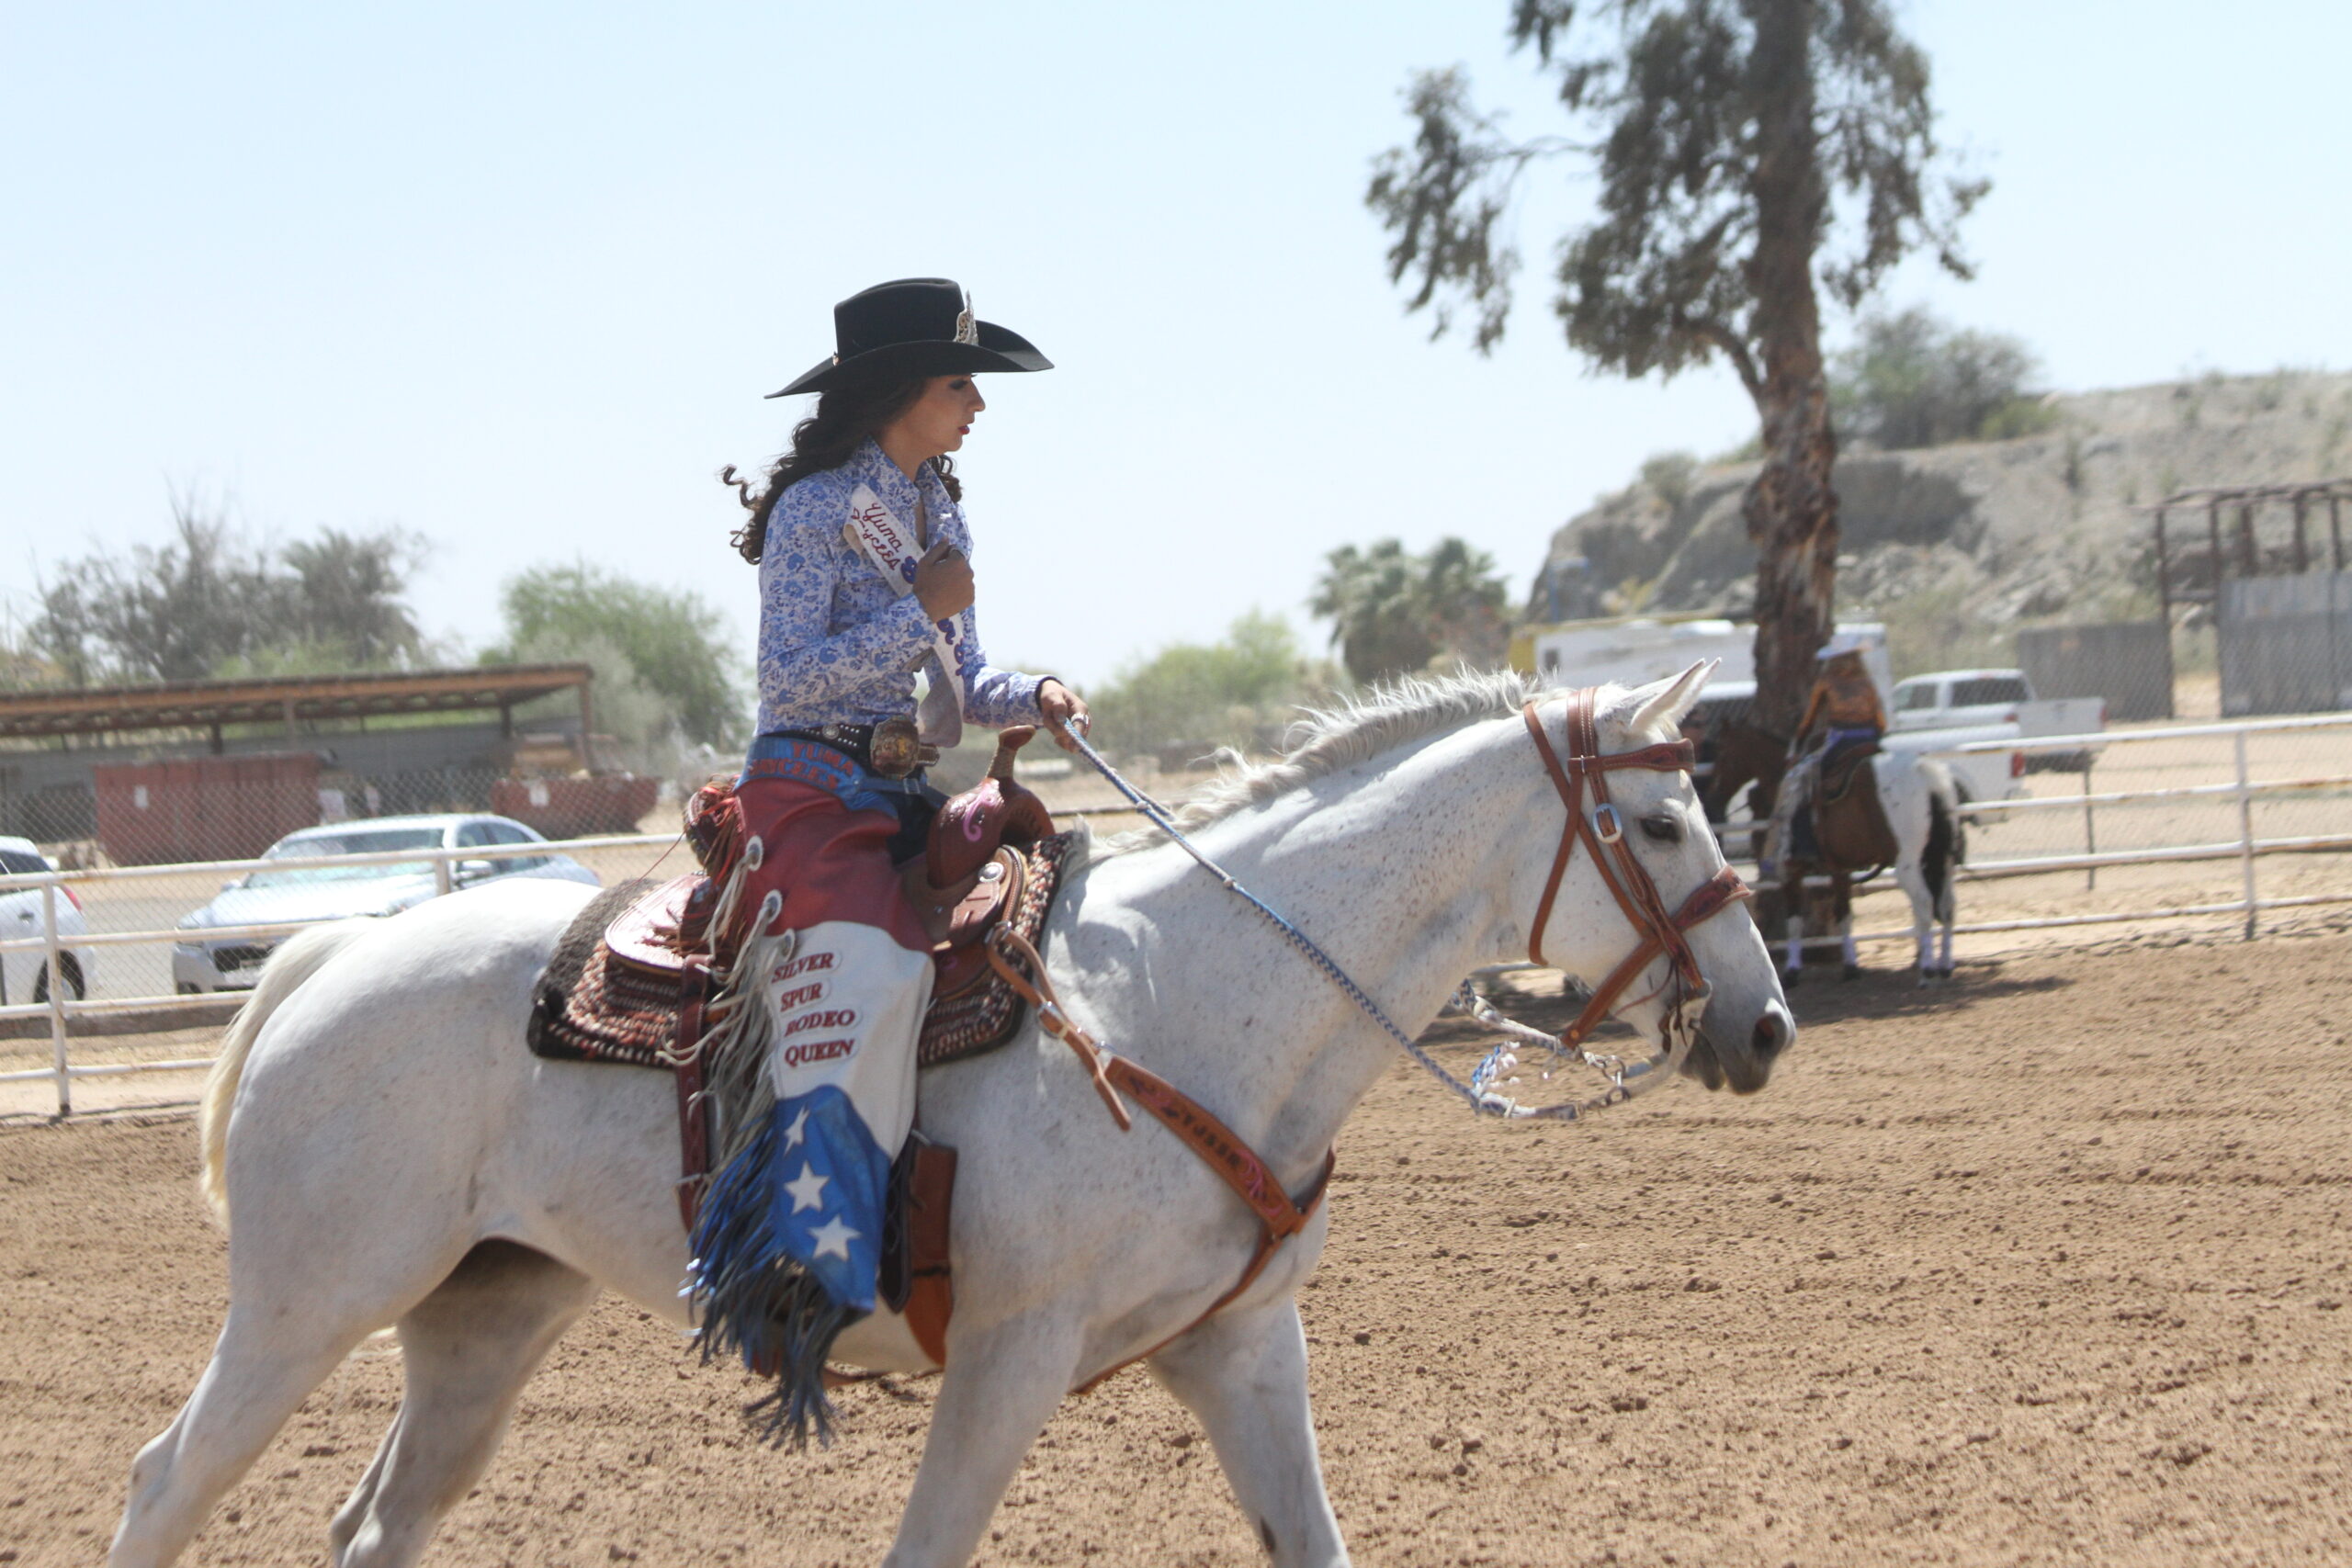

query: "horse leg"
(1781, 880), (1804, 987)
(1894, 856), (1935, 987)
(330, 1242), (597, 1568)
(881, 1317), (1081, 1568)
(108, 1295), (386, 1566)
(1149, 1297), (1347, 1568)
(1837, 874), (1860, 981)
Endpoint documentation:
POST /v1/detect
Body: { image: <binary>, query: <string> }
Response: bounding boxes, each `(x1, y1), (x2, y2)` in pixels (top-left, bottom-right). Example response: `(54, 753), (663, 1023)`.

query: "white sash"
(843, 482), (970, 748)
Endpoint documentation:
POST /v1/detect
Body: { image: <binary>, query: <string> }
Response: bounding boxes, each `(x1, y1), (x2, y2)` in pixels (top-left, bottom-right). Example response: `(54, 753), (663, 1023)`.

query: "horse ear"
(1627, 660), (1717, 739)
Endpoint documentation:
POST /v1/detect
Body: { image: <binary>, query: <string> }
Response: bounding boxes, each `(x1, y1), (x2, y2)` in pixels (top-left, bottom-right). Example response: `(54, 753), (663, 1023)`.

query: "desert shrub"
(1639, 451), (1701, 512)
(1087, 611), (1331, 760)
(1876, 584), (2014, 678)
(485, 564), (745, 750)
(1832, 308), (2044, 450)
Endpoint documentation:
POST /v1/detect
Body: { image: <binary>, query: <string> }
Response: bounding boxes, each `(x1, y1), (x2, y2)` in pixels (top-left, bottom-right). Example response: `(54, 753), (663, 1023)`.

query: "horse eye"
(1640, 813), (1681, 844)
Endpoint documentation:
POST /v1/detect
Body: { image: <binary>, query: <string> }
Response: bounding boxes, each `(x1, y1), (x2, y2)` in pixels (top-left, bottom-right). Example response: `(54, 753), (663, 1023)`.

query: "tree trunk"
(1738, 0), (1838, 744)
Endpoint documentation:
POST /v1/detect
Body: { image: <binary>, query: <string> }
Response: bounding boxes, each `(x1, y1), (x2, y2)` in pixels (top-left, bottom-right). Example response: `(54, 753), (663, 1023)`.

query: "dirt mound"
(4, 931), (2347, 1564)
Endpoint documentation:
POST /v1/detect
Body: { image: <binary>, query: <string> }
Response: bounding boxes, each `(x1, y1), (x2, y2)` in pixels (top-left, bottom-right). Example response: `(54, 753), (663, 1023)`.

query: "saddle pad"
(526, 878), (678, 1067)
(526, 831), (1079, 1073)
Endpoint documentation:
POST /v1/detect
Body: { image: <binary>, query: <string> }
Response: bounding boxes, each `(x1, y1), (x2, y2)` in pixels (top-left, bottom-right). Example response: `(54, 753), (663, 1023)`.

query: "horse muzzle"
(1688, 993), (1794, 1095)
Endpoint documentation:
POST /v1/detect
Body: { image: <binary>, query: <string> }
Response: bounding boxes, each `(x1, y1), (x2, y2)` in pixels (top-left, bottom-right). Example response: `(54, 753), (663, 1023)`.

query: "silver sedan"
(172, 813), (599, 993)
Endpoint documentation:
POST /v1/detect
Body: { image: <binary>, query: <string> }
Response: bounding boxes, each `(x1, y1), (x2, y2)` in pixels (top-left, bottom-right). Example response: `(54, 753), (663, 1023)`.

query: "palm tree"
(1310, 536), (1510, 685)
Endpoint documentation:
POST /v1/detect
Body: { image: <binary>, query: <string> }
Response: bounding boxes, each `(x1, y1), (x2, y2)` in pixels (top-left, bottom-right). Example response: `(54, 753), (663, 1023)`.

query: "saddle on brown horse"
(1795, 740), (1900, 876)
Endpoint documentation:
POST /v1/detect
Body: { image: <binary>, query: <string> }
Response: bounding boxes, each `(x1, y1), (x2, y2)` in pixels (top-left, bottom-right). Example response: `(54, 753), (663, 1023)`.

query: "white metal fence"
(0, 833), (684, 1116)
(7, 715), (2349, 1119)
(1721, 710), (2352, 953)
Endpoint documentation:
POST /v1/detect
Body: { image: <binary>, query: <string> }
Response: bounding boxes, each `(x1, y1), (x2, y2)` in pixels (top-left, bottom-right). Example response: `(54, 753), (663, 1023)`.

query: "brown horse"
(1768, 743), (1904, 983)
(1698, 716), (1787, 833)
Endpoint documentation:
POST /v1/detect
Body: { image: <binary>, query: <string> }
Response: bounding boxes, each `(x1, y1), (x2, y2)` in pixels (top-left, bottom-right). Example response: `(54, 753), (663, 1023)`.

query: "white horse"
(111, 668), (1792, 1568)
(1770, 747), (1964, 985)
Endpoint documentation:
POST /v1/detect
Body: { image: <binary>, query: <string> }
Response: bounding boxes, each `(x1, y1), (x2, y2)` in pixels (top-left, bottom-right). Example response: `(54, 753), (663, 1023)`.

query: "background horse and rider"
(1696, 701), (1963, 986)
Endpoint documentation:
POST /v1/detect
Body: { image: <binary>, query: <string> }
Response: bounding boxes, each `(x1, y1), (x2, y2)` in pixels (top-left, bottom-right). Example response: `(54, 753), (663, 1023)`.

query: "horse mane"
(1096, 668), (1547, 856)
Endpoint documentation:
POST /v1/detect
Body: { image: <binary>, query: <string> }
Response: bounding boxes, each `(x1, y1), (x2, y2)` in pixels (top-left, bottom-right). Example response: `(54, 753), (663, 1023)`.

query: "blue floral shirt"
(754, 439), (1045, 737)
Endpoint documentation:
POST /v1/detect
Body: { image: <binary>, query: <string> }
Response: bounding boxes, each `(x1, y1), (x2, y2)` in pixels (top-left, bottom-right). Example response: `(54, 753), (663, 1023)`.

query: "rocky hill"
(1530, 369), (2352, 667)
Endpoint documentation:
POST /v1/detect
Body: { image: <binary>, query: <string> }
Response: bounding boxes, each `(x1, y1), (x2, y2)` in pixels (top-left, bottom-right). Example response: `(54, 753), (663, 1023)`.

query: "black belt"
(768, 717), (933, 779)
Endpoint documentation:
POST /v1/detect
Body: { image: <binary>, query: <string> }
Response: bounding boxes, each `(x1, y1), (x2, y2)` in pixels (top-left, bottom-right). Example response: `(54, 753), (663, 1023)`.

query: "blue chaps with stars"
(685, 762), (937, 1439)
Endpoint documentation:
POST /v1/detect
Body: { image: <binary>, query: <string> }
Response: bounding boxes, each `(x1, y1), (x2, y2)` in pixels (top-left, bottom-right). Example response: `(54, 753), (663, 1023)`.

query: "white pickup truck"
(1888, 668), (2107, 783)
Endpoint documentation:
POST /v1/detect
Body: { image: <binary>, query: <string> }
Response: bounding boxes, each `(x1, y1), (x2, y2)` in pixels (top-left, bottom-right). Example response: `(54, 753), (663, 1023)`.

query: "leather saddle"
(898, 727), (1058, 996)
(528, 727), (1072, 1074)
(1801, 750), (1901, 875)
(1815, 735), (1882, 807)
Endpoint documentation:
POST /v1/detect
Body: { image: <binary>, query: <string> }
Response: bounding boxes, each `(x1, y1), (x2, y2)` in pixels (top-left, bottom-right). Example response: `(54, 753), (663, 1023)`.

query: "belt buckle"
(868, 716), (925, 779)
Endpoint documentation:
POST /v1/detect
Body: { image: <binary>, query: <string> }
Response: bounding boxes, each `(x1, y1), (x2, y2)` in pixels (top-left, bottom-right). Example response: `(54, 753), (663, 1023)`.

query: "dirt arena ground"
(4, 927), (2347, 1566)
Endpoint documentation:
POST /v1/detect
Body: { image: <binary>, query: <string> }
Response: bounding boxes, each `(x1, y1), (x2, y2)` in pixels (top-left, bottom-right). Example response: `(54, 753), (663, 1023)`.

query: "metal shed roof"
(0, 664), (594, 741)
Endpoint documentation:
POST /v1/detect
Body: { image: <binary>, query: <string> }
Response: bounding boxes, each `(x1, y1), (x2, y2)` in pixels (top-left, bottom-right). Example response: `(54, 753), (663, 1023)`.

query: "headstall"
(1459, 690), (1752, 1117)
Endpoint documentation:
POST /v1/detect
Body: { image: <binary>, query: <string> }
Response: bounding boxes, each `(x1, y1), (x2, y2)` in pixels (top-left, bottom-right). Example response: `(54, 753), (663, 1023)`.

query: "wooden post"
(2207, 502), (2223, 599)
(2292, 492), (2310, 573)
(2332, 494), (2344, 573)
(2153, 507), (2172, 618)
(2238, 503), (2258, 577)
(575, 677), (596, 774)
(498, 700), (514, 739)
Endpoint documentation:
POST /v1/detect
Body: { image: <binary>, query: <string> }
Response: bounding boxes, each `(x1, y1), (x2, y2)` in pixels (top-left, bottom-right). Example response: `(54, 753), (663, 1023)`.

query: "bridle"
(1049, 684), (1753, 1122)
(1518, 688), (1753, 1059)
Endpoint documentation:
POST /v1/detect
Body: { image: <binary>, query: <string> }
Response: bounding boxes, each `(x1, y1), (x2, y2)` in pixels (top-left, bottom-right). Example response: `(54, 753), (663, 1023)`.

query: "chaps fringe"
(684, 919), (857, 1448)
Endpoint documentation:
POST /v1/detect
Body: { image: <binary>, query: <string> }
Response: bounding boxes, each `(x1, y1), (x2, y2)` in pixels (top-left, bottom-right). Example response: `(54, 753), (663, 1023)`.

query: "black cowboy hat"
(766, 277), (1052, 399)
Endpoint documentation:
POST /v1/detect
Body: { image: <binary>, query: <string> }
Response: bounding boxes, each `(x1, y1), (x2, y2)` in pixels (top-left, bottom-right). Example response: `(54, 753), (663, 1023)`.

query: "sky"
(6, 2), (2349, 700)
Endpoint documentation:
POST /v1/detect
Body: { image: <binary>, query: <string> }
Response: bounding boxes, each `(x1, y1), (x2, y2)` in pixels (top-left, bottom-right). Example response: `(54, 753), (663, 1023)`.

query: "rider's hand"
(915, 539), (975, 622)
(1038, 680), (1091, 753)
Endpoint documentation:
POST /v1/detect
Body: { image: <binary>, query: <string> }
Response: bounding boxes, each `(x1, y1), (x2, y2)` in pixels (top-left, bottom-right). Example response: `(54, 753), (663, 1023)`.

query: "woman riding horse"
(706, 277), (1089, 1390)
(1761, 647), (1886, 876)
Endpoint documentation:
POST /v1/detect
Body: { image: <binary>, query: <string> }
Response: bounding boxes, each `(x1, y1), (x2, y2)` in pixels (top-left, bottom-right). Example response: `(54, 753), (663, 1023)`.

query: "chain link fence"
(8, 715), (2350, 1116)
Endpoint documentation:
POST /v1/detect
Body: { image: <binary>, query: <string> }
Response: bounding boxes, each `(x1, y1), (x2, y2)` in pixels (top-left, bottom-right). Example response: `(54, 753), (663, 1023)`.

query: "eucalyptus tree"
(1368, 0), (1981, 738)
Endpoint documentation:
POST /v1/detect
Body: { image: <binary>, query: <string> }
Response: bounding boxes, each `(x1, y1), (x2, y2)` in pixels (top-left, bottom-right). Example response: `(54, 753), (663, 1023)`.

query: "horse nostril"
(1751, 1008), (1792, 1058)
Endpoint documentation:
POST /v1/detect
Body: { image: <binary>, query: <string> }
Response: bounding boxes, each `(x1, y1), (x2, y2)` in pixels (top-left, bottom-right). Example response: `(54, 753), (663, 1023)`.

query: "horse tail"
(198, 919), (375, 1230)
(1921, 761), (1963, 906)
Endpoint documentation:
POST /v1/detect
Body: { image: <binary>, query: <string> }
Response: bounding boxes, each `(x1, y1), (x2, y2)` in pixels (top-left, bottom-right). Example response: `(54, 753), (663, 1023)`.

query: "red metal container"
(491, 773), (661, 840)
(94, 752), (322, 866)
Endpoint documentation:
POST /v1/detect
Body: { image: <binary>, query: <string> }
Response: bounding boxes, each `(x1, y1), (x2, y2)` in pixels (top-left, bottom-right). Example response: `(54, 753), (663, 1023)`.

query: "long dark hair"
(721, 374), (962, 565)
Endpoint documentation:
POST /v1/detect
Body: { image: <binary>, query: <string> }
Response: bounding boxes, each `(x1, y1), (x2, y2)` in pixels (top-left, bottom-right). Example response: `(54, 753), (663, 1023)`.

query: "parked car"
(172, 814), (600, 993)
(1890, 668), (2108, 775)
(0, 835), (93, 1005)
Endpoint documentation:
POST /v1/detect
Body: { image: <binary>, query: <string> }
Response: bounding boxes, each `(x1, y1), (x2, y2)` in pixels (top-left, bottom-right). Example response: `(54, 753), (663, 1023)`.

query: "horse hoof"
(1842, 964), (1861, 982)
